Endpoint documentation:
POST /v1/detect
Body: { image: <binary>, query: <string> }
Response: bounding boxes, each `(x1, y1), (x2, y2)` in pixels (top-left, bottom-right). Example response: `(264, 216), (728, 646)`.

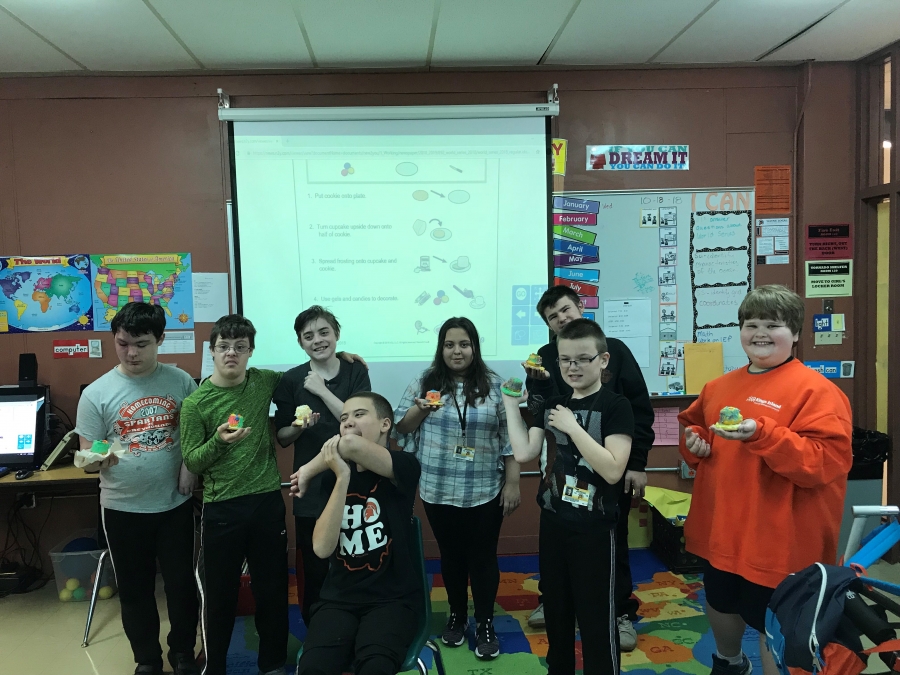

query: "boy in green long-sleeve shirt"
(181, 315), (288, 675)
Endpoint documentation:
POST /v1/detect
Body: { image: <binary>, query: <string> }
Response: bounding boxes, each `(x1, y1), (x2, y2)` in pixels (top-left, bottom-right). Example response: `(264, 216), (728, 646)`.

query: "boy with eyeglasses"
(181, 315), (288, 675)
(524, 286), (653, 650)
(504, 319), (633, 675)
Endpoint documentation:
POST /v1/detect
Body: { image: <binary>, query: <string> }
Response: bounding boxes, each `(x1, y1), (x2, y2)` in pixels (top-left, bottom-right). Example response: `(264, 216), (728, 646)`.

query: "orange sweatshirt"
(678, 359), (852, 589)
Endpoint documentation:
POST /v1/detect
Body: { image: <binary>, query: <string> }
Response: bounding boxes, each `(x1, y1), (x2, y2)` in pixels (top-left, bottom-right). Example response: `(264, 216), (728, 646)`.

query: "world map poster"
(90, 253), (193, 330)
(0, 254), (94, 332)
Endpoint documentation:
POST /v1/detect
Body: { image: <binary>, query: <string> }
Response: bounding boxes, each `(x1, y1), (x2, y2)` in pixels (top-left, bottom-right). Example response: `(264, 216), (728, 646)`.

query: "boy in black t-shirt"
(290, 392), (421, 675)
(273, 306), (371, 625)
(504, 319), (633, 675)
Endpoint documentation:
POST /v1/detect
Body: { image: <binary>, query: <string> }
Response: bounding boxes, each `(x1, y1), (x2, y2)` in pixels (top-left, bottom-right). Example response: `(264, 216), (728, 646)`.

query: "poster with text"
(0, 254), (94, 333)
(91, 253), (193, 330)
(586, 145), (689, 171)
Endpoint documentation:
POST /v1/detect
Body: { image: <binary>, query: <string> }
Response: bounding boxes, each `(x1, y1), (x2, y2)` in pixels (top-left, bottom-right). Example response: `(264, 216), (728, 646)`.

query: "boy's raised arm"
(501, 393), (544, 463)
(180, 399), (236, 474)
(290, 442), (330, 497)
(312, 439), (351, 559)
(336, 434), (395, 480)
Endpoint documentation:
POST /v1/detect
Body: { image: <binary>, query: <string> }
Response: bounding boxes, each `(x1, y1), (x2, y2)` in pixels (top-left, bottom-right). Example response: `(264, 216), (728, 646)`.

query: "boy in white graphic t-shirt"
(76, 302), (199, 675)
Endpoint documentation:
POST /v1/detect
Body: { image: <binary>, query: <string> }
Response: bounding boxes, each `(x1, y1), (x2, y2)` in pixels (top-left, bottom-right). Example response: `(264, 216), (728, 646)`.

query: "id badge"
(453, 444), (475, 461)
(561, 485), (590, 507)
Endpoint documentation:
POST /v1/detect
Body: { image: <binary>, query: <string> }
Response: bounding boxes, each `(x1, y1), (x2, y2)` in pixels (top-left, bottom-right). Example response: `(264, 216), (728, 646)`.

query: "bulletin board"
(551, 188), (755, 396)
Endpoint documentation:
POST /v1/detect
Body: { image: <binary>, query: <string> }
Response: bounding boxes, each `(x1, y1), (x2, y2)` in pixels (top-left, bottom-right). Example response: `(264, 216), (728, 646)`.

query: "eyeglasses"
(557, 354), (601, 369)
(213, 344), (251, 354)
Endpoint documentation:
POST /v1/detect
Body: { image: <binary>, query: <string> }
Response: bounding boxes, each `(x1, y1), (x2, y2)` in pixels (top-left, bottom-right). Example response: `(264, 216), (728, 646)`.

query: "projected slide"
(232, 117), (550, 384)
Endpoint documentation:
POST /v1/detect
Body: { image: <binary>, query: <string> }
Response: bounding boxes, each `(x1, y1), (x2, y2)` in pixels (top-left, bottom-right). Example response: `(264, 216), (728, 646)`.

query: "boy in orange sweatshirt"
(678, 285), (852, 675)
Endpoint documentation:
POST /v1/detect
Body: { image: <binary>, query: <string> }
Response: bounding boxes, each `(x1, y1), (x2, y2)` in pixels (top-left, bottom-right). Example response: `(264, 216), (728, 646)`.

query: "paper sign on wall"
(805, 360), (855, 379)
(53, 339), (90, 358)
(805, 260), (853, 298)
(754, 165), (791, 214)
(586, 145), (689, 171)
(551, 139), (568, 176)
(684, 342), (724, 394)
(806, 224), (853, 260)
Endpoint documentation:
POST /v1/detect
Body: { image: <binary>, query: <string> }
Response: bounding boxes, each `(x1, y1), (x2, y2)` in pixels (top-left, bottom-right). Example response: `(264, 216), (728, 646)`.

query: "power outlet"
(16, 493), (36, 509)
(814, 331), (843, 345)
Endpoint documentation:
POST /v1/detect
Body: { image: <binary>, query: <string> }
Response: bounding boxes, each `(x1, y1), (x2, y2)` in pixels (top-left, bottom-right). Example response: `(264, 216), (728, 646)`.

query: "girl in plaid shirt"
(394, 317), (520, 660)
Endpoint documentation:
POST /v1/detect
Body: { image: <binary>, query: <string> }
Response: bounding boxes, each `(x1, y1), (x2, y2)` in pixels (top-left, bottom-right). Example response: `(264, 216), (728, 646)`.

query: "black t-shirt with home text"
(272, 360), (370, 518)
(531, 387), (634, 531)
(319, 450), (422, 605)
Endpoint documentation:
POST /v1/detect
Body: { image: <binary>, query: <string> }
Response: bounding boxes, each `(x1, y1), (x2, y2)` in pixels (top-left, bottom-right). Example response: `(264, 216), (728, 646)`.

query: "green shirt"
(181, 367), (283, 503)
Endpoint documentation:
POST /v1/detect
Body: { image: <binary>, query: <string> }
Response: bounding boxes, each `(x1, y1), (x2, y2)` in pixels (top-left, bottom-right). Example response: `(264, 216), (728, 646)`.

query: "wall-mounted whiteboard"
(552, 188), (754, 396)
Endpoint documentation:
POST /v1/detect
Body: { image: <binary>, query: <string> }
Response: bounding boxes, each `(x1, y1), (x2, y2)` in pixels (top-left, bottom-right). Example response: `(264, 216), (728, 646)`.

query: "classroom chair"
(296, 515), (445, 675)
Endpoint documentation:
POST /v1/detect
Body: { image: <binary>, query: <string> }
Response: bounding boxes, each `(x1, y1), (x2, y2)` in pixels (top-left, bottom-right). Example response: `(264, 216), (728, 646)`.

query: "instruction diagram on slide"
(292, 158), (501, 357)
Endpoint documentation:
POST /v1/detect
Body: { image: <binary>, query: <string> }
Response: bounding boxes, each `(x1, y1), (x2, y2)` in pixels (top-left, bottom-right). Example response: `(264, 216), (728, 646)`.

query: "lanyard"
(450, 391), (469, 439)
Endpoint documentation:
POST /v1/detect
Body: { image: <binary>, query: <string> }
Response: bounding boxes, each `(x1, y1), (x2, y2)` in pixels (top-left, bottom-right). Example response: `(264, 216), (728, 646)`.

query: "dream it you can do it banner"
(587, 145), (689, 171)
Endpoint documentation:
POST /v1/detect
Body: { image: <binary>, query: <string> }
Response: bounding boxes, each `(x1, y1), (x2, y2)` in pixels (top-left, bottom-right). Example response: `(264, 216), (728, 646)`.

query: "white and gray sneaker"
(617, 615), (638, 652)
(527, 603), (546, 629)
(441, 612), (468, 647)
(475, 619), (500, 659)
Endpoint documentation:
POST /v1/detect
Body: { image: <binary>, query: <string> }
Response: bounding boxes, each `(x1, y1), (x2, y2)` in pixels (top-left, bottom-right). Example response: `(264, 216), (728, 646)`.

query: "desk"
(0, 464), (103, 646)
(0, 464), (99, 493)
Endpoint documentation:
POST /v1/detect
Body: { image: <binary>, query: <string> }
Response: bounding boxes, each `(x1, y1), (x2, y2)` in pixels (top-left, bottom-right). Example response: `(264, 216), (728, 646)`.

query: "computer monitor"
(0, 386), (47, 470)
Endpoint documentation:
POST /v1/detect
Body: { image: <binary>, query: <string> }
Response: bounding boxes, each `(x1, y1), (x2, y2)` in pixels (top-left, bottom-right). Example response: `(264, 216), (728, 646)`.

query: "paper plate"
(430, 228), (452, 241)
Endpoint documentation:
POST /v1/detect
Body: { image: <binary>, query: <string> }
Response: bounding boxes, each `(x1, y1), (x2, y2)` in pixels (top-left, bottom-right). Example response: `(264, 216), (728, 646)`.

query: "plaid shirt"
(393, 372), (512, 507)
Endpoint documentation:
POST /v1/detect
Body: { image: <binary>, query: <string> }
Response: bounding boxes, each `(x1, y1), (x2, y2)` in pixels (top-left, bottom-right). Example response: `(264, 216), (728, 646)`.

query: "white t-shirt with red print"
(76, 363), (197, 513)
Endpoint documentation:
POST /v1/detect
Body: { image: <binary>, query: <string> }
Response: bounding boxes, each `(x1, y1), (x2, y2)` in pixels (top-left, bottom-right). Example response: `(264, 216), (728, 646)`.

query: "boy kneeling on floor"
(291, 392), (422, 675)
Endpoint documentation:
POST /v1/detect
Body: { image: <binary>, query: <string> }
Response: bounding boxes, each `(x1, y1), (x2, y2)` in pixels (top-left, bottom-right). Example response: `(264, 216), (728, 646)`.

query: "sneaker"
(474, 619), (500, 660)
(617, 615), (637, 652)
(710, 653), (752, 675)
(168, 652), (200, 675)
(441, 612), (468, 647)
(134, 666), (163, 675)
(527, 603), (546, 628)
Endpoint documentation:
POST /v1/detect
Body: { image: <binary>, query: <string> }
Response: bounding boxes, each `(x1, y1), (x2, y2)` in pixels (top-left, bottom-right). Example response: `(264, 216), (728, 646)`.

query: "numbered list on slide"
(294, 158), (501, 358)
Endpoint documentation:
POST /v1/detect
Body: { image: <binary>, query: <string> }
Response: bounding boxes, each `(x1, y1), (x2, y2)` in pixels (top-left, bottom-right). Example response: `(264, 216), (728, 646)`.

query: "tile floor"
(3, 561), (900, 674)
(0, 577), (202, 675)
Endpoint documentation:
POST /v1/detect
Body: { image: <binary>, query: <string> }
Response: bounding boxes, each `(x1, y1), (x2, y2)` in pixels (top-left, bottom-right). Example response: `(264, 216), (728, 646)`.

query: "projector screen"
(230, 113), (552, 403)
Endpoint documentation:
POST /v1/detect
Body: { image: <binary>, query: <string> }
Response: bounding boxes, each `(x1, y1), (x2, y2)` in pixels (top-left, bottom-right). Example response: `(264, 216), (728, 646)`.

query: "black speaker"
(18, 353), (37, 386)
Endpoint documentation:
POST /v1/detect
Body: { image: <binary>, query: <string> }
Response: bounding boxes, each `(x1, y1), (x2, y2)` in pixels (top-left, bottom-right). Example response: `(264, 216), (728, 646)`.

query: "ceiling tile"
(0, 0), (197, 71)
(0, 11), (82, 73)
(149, 0), (313, 69)
(431, 0), (573, 66)
(655, 0), (842, 63)
(297, 0), (434, 67)
(545, 0), (712, 65)
(764, 0), (900, 61)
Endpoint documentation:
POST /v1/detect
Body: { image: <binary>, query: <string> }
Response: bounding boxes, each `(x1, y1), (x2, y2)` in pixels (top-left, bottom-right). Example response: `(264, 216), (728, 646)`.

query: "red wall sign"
(53, 339), (90, 358)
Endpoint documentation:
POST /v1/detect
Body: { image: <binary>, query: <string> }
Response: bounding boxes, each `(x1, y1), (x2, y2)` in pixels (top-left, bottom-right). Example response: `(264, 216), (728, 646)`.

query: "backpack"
(765, 563), (867, 674)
